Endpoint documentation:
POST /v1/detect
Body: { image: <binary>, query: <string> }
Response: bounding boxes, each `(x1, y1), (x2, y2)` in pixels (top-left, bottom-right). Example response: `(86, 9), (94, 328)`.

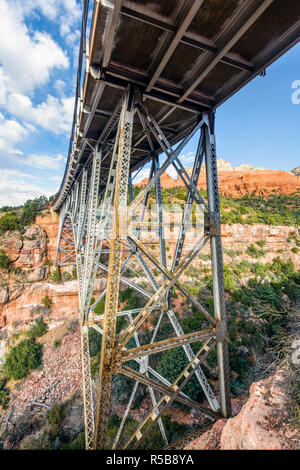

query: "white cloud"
(18, 153), (65, 170)
(0, 0), (69, 96)
(132, 168), (150, 184)
(54, 79), (67, 96)
(0, 168), (53, 206)
(0, 113), (29, 154)
(18, 0), (82, 45)
(6, 93), (74, 134)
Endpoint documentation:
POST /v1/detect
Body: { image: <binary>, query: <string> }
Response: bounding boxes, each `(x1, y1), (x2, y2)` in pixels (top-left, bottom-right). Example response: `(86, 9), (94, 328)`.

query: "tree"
(19, 196), (48, 227)
(157, 347), (204, 402)
(0, 212), (20, 231)
(27, 319), (48, 339)
(4, 339), (43, 380)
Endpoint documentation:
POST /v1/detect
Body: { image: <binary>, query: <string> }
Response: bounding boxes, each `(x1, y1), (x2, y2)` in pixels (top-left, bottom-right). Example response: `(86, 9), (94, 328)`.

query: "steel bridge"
(54, 0), (300, 450)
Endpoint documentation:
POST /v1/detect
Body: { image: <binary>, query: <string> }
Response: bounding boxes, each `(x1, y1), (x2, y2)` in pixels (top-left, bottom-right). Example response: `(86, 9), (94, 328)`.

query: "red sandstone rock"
(138, 170), (300, 197)
(220, 374), (286, 450)
(185, 373), (292, 450)
(185, 420), (226, 450)
(36, 211), (59, 264)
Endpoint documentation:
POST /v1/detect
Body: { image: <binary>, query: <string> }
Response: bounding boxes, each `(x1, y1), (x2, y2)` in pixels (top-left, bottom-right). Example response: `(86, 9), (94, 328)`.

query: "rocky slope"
(185, 370), (299, 450)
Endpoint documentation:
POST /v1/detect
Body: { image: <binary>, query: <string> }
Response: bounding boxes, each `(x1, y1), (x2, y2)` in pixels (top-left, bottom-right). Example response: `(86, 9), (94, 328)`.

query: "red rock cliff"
(139, 169), (300, 197)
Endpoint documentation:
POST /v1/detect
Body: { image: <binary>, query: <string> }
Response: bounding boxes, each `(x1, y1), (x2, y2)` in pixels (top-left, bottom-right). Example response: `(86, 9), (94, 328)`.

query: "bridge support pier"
(56, 89), (231, 450)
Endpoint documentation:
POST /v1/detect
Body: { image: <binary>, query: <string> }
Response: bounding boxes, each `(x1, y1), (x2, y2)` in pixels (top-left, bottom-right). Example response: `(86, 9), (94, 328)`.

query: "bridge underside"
(54, 0), (300, 450)
(53, 0), (300, 213)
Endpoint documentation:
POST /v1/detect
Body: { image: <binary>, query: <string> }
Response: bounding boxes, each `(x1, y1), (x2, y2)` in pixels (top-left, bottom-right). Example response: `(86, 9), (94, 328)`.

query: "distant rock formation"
(291, 166), (300, 176)
(137, 159), (300, 197)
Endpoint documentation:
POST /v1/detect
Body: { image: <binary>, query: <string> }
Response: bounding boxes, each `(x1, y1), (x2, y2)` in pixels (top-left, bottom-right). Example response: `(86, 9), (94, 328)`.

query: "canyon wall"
(0, 212), (299, 329)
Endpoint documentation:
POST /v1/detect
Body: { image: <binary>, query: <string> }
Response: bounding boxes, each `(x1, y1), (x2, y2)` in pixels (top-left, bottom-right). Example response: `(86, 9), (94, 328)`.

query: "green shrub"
(61, 432), (85, 450)
(0, 212), (20, 231)
(0, 250), (11, 269)
(246, 244), (266, 258)
(292, 247), (299, 254)
(4, 339), (43, 380)
(88, 328), (102, 356)
(27, 320), (48, 339)
(53, 340), (61, 348)
(72, 267), (77, 280)
(49, 269), (61, 283)
(0, 379), (9, 409)
(223, 266), (236, 292)
(47, 403), (66, 430)
(41, 295), (52, 309)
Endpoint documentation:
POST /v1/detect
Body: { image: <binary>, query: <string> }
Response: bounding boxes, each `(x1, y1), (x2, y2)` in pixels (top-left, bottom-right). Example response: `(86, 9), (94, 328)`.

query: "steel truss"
(56, 88), (231, 450)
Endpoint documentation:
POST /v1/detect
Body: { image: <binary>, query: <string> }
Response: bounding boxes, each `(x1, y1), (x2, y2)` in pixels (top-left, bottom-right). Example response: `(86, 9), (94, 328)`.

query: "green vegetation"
(24, 399), (85, 450)
(246, 243), (267, 258)
(49, 268), (61, 283)
(154, 254), (300, 399)
(105, 413), (191, 450)
(19, 196), (48, 227)
(27, 319), (48, 339)
(47, 403), (66, 431)
(88, 327), (102, 357)
(0, 196), (49, 233)
(220, 192), (300, 226)
(157, 347), (204, 402)
(41, 295), (52, 309)
(4, 339), (43, 380)
(61, 432), (85, 450)
(0, 212), (20, 232)
(0, 250), (11, 270)
(157, 189), (300, 226)
(72, 267), (77, 280)
(0, 379), (9, 409)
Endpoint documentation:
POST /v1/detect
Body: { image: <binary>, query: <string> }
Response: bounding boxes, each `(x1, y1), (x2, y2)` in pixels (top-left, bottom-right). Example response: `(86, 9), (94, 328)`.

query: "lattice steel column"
(81, 326), (95, 450)
(203, 113), (231, 418)
(93, 90), (134, 449)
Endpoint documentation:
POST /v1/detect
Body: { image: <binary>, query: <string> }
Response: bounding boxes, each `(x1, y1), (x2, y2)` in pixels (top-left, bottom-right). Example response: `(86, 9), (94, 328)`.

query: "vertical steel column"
(153, 155), (167, 280)
(203, 113), (231, 418)
(82, 147), (102, 322)
(80, 326), (95, 450)
(93, 91), (134, 449)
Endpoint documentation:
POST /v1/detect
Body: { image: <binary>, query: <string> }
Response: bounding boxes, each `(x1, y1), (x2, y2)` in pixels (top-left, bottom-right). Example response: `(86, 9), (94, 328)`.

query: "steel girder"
(55, 89), (231, 450)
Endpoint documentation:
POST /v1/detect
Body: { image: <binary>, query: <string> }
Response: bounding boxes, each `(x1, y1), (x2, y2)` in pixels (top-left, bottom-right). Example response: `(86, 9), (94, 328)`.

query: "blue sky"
(0, 0), (84, 206)
(0, 0), (299, 206)
(170, 40), (300, 176)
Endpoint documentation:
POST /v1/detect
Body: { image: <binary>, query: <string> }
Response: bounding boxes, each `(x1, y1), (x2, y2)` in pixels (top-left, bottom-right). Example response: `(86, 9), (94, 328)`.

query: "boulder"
(27, 266), (49, 282)
(17, 225), (48, 267)
(9, 284), (24, 301)
(0, 286), (9, 304)
(220, 375), (285, 450)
